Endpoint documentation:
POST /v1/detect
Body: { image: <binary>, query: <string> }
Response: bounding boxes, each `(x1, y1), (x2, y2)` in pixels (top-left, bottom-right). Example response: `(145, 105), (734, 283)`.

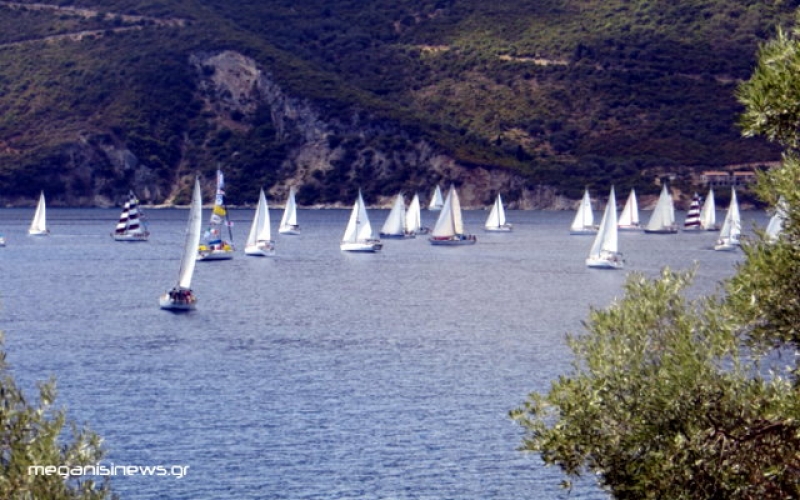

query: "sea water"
(0, 207), (761, 499)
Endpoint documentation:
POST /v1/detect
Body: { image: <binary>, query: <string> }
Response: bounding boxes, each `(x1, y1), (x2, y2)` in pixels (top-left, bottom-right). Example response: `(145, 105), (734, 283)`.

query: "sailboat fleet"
(12, 172), (778, 309)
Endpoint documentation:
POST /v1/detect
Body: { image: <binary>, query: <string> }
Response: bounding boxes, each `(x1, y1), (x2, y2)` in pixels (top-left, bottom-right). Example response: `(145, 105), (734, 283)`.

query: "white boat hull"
(570, 227), (598, 235)
(429, 235), (477, 246)
(485, 224), (513, 232)
(340, 240), (383, 252)
(245, 241), (276, 256)
(586, 256), (624, 269)
(279, 226), (300, 235)
(714, 238), (740, 251)
(643, 226), (679, 234)
(28, 229), (49, 236)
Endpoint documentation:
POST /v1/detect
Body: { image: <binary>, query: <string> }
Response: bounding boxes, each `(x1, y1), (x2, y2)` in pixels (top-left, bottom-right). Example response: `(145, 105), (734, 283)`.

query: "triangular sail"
(429, 185), (444, 210)
(684, 193), (702, 228)
(432, 185), (464, 237)
(381, 193), (407, 236)
(699, 187), (716, 229)
(178, 179), (203, 289)
(589, 187), (619, 258)
(718, 188), (741, 242)
(29, 191), (48, 234)
(617, 189), (639, 227)
(646, 184), (675, 231)
(405, 193), (422, 234)
(571, 189), (594, 231)
(343, 191), (374, 243)
(280, 187), (298, 230)
(485, 194), (506, 229)
(766, 196), (786, 242)
(246, 188), (271, 246)
(115, 191), (148, 237)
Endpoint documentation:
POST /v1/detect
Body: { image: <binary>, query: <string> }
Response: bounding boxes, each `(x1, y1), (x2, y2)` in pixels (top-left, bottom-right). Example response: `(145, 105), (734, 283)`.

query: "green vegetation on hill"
(0, 0), (794, 204)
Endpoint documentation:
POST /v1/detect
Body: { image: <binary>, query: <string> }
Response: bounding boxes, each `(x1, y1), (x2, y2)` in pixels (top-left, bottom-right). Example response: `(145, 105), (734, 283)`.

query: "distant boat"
(244, 188), (275, 256)
(405, 193), (429, 235)
(570, 189), (598, 235)
(586, 187), (623, 269)
(112, 191), (150, 241)
(617, 188), (641, 231)
(683, 193), (702, 230)
(380, 193), (414, 239)
(198, 169), (235, 261)
(699, 187), (718, 231)
(278, 187), (300, 235)
(0, 233), (5, 246)
(428, 185), (444, 211)
(765, 196), (786, 243)
(341, 190), (383, 252)
(28, 191), (50, 236)
(485, 194), (513, 232)
(644, 184), (678, 234)
(159, 178), (202, 311)
(429, 185), (476, 245)
(714, 188), (741, 251)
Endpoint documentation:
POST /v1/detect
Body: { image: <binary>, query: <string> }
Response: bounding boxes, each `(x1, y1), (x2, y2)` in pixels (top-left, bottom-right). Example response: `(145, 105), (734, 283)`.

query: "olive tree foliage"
(511, 17), (800, 500)
(0, 335), (115, 499)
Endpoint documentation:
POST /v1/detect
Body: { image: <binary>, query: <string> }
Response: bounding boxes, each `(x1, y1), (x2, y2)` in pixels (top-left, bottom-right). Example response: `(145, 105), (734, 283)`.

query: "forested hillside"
(0, 0), (793, 206)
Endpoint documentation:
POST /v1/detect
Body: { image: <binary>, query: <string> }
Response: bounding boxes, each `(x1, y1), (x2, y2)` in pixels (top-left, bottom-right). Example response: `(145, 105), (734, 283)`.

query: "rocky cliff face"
(188, 50), (561, 209)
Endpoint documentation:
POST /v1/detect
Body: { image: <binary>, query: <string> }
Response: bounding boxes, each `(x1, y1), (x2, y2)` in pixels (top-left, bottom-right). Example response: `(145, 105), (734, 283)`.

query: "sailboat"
(198, 169), (235, 261)
(428, 185), (444, 211)
(429, 185), (476, 245)
(570, 189), (597, 235)
(699, 187), (718, 231)
(405, 193), (429, 235)
(586, 187), (623, 269)
(28, 191), (49, 235)
(380, 193), (413, 239)
(617, 188), (641, 231)
(644, 184), (678, 234)
(160, 178), (203, 311)
(112, 191), (150, 241)
(485, 193), (513, 232)
(278, 187), (300, 235)
(340, 190), (383, 252)
(765, 196), (786, 243)
(244, 188), (275, 256)
(683, 193), (702, 230)
(714, 188), (741, 251)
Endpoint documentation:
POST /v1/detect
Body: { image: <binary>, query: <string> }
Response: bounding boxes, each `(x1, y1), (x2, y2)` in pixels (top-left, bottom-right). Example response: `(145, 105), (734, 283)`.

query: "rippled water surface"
(0, 206), (763, 499)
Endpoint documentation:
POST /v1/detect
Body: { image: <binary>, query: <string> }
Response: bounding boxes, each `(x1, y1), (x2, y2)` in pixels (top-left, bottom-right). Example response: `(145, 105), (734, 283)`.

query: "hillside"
(0, 0), (793, 207)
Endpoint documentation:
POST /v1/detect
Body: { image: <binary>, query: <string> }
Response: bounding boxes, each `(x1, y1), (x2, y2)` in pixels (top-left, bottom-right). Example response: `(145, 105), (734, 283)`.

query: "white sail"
(247, 189), (272, 244)
(428, 185), (444, 210)
(570, 189), (596, 234)
(485, 194), (512, 231)
(179, 179), (203, 289)
(645, 184), (677, 233)
(587, 187), (622, 269)
(405, 193), (422, 234)
(699, 187), (717, 230)
(279, 187), (300, 234)
(617, 189), (640, 229)
(198, 169), (234, 260)
(765, 196), (786, 243)
(28, 191), (49, 235)
(432, 185), (464, 237)
(341, 190), (382, 251)
(715, 188), (741, 250)
(381, 193), (407, 237)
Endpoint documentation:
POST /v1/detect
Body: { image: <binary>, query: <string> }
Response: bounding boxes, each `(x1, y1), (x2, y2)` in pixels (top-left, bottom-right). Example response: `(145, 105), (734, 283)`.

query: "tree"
(512, 16), (800, 500)
(0, 335), (115, 499)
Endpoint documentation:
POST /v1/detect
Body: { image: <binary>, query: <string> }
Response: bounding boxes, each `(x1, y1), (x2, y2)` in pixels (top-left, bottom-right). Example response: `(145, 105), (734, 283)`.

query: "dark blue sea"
(0, 206), (764, 499)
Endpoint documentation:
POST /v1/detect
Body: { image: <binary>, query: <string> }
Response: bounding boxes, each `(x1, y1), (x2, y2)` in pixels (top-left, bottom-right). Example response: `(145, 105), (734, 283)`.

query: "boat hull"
(429, 235), (477, 246)
(279, 226), (300, 235)
(586, 257), (624, 269)
(28, 229), (49, 236)
(714, 238), (740, 251)
(570, 228), (598, 235)
(197, 249), (234, 261)
(245, 241), (276, 256)
(113, 233), (149, 242)
(340, 240), (383, 252)
(618, 225), (642, 232)
(485, 225), (513, 232)
(159, 292), (196, 311)
(379, 232), (415, 239)
(643, 227), (679, 234)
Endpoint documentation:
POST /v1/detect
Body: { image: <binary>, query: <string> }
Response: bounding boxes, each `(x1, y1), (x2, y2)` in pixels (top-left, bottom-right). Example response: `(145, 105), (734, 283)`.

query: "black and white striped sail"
(683, 193), (702, 229)
(113, 191), (149, 241)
